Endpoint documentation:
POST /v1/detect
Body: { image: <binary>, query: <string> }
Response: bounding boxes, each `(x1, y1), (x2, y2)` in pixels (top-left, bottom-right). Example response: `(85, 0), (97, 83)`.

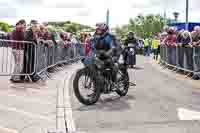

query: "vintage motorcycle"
(73, 49), (129, 105)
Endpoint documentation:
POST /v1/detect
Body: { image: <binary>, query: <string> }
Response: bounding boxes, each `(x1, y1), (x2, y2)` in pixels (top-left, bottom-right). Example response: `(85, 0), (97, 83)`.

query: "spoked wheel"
(116, 70), (129, 96)
(73, 67), (101, 105)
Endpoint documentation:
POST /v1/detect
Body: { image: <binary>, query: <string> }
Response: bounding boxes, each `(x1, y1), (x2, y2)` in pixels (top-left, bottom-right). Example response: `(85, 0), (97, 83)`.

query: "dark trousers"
(167, 46), (176, 65)
(176, 46), (184, 68)
(22, 45), (36, 80)
(144, 46), (150, 56)
(153, 49), (158, 60)
(193, 47), (200, 77)
(183, 47), (193, 71)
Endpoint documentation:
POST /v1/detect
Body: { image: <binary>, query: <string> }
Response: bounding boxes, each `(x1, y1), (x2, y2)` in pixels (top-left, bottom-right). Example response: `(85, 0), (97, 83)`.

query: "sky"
(0, 0), (200, 27)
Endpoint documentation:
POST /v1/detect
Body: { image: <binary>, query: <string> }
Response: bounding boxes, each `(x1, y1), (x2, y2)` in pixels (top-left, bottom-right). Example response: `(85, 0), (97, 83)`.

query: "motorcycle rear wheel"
(73, 67), (101, 105)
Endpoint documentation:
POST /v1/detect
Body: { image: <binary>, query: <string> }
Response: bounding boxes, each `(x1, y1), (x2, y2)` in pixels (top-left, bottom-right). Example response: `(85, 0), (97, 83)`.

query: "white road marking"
(177, 108), (200, 120)
(56, 75), (66, 131)
(0, 126), (18, 133)
(0, 104), (54, 122)
(64, 71), (76, 132)
(56, 64), (81, 132)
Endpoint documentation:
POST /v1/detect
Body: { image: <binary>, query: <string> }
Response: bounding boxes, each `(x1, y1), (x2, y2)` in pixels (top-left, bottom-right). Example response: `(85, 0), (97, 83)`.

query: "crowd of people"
(159, 26), (200, 48)
(5, 18), (200, 82)
(2, 19), (92, 82)
(142, 26), (200, 60)
(157, 26), (200, 79)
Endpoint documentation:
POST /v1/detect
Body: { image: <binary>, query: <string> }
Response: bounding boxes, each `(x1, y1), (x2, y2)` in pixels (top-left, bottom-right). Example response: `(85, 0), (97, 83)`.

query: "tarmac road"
(0, 56), (200, 133)
(70, 56), (200, 133)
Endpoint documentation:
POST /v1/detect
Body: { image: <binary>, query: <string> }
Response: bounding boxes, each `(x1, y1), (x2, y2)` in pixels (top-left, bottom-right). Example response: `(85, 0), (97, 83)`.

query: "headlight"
(128, 43), (134, 47)
(130, 48), (134, 52)
(118, 55), (124, 64)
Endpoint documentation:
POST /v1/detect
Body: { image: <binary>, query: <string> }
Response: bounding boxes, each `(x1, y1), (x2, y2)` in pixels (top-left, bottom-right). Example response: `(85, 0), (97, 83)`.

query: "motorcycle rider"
(91, 23), (121, 83)
(124, 32), (138, 46)
(124, 32), (138, 68)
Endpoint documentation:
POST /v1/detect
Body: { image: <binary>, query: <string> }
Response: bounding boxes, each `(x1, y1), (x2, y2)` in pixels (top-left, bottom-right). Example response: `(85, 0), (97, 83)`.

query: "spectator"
(181, 31), (193, 71)
(10, 19), (26, 82)
(192, 26), (200, 46)
(176, 30), (184, 68)
(42, 22), (48, 27)
(192, 26), (200, 79)
(160, 32), (168, 45)
(176, 29), (184, 44)
(165, 27), (177, 65)
(60, 32), (70, 47)
(144, 38), (151, 56)
(84, 37), (92, 56)
(39, 24), (53, 47)
(181, 31), (192, 47)
(23, 20), (40, 82)
(152, 36), (160, 60)
(80, 32), (87, 43)
(165, 27), (177, 46)
(59, 32), (71, 60)
(76, 32), (87, 56)
(138, 39), (144, 55)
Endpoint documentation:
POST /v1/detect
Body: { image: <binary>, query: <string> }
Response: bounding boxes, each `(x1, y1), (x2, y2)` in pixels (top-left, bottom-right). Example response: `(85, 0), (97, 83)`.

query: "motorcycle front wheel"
(116, 70), (129, 96)
(73, 67), (101, 105)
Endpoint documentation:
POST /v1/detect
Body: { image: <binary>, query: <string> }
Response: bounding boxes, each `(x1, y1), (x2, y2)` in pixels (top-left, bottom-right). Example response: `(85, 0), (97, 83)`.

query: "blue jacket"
(83, 33), (116, 65)
(91, 33), (115, 54)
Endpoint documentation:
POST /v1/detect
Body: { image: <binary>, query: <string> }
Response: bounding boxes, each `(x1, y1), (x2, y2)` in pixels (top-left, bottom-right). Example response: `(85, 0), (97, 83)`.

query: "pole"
(185, 0), (189, 30)
(106, 9), (110, 27)
(164, 10), (167, 25)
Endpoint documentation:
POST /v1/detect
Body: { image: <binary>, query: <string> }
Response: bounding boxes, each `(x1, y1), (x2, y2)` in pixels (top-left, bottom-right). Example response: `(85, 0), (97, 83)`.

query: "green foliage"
(114, 14), (165, 39)
(48, 21), (94, 34)
(0, 22), (11, 32)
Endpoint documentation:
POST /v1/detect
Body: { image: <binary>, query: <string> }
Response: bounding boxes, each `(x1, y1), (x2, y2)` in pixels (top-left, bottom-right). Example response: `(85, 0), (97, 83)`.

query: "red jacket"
(39, 32), (52, 40)
(84, 38), (92, 56)
(164, 34), (177, 47)
(11, 28), (25, 49)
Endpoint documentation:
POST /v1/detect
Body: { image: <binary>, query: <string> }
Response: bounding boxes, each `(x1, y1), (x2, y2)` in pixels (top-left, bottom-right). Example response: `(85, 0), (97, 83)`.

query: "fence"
(0, 39), (83, 78)
(160, 45), (200, 76)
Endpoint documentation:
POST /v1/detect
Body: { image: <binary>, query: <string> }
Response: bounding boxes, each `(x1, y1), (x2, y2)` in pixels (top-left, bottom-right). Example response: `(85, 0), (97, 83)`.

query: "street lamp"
(186, 0), (189, 30)
(173, 12), (180, 22)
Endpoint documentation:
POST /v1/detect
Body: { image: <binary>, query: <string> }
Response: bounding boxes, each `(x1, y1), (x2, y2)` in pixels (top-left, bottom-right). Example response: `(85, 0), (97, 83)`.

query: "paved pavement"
(0, 56), (200, 133)
(0, 63), (81, 133)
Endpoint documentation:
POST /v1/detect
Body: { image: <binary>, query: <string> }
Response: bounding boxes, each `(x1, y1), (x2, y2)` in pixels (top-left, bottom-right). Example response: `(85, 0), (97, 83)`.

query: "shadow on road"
(133, 66), (144, 70)
(76, 95), (135, 112)
(9, 81), (47, 91)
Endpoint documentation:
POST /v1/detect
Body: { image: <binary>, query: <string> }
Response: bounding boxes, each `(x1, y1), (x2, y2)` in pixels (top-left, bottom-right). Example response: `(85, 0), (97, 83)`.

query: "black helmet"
(128, 32), (134, 39)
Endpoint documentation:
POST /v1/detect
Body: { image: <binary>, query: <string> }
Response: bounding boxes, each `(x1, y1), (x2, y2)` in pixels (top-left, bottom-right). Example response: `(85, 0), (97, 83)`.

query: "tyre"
(73, 67), (101, 105)
(116, 70), (129, 96)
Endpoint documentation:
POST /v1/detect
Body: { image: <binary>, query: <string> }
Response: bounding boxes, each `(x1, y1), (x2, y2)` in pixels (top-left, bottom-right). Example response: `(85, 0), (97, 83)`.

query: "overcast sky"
(0, 0), (200, 27)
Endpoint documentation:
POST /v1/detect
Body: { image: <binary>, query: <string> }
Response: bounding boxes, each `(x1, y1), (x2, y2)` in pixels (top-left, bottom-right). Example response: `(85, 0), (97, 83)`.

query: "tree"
(113, 14), (165, 39)
(0, 22), (11, 32)
(48, 21), (94, 34)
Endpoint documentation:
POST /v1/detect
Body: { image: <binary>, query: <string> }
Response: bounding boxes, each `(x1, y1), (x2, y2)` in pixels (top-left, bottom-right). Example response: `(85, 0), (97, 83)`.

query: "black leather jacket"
(124, 37), (138, 47)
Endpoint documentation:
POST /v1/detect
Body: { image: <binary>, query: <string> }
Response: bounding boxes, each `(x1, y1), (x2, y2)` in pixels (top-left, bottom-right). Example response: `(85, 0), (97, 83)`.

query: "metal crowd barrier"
(160, 45), (200, 74)
(0, 39), (36, 76)
(0, 39), (82, 77)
